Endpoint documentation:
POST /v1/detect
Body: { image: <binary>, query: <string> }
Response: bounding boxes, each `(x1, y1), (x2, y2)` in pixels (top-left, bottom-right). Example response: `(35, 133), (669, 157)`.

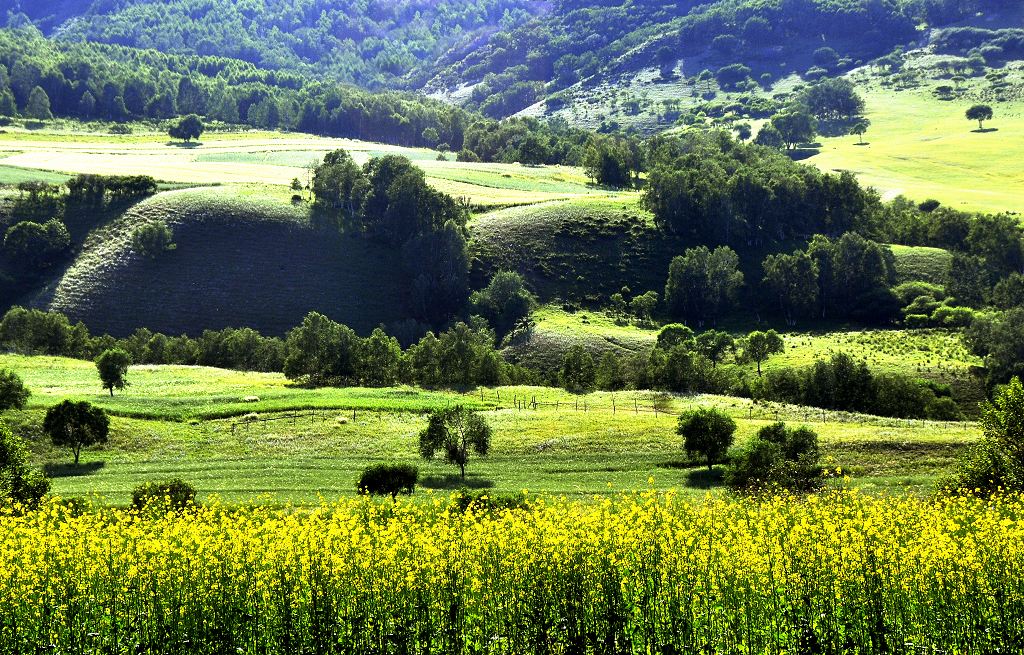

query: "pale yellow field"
(0, 131), (604, 206)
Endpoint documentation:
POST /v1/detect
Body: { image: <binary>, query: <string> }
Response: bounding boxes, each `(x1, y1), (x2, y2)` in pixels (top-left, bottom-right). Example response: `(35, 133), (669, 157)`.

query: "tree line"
(0, 29), (588, 165)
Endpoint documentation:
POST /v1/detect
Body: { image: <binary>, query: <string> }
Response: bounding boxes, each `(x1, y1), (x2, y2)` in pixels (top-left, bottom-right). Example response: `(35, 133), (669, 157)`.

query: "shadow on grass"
(684, 467), (725, 489)
(166, 141), (204, 148)
(44, 461), (105, 478)
(420, 474), (494, 490)
(787, 147), (820, 161)
(853, 142), (871, 147)
(971, 128), (998, 133)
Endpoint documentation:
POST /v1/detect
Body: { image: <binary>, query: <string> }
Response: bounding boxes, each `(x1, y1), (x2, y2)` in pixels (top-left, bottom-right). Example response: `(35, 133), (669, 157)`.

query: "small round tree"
(743, 330), (785, 376)
(851, 119), (870, 144)
(43, 400), (110, 465)
(357, 463), (419, 500)
(419, 406), (491, 479)
(168, 114), (205, 142)
(96, 349), (131, 396)
(966, 104), (993, 130)
(678, 408), (737, 470)
(131, 221), (174, 258)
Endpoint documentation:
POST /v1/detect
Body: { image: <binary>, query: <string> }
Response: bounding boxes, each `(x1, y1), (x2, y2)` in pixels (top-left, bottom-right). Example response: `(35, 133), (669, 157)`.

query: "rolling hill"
(38, 185), (414, 337)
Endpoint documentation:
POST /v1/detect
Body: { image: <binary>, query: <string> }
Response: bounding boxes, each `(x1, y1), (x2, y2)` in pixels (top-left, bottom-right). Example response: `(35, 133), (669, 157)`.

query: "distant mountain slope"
(3, 0), (546, 89)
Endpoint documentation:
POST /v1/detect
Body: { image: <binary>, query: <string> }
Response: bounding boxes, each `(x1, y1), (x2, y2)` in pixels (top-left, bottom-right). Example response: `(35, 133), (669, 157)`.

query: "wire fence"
(228, 391), (977, 433)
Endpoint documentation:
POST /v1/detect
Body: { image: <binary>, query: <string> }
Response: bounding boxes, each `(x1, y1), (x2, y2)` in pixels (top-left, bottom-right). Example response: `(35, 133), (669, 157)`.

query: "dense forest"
(4, 0), (1008, 119)
(0, 28), (589, 160)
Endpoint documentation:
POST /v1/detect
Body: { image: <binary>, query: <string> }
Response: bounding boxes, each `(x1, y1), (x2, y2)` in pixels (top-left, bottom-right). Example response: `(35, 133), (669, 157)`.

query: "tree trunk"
(460, 462), (466, 479)
(73, 446), (80, 466)
(109, 387), (114, 397)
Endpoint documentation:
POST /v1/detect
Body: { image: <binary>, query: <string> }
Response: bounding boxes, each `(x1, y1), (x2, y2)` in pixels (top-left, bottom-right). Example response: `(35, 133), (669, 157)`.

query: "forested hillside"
(3, 0), (545, 89)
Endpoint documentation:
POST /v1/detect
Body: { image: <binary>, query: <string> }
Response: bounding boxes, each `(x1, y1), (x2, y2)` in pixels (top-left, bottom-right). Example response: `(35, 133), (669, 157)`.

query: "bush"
(678, 408), (736, 469)
(452, 488), (528, 513)
(357, 463), (419, 499)
(131, 221), (174, 258)
(725, 422), (823, 492)
(931, 305), (974, 327)
(0, 422), (50, 507)
(131, 478), (197, 512)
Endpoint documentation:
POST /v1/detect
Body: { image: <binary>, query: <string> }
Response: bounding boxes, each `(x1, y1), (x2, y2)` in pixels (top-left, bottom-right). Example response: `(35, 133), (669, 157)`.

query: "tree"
(695, 330), (734, 368)
(762, 251), (819, 325)
(43, 400), (110, 465)
(656, 46), (676, 79)
(0, 422), (49, 506)
(419, 406), (491, 479)
(966, 104), (993, 130)
(664, 246), (744, 326)
(25, 86), (52, 120)
(804, 78), (864, 121)
(813, 47), (840, 70)
(95, 349), (131, 396)
(753, 124), (785, 149)
(583, 135), (638, 187)
(678, 408), (736, 470)
(715, 63), (752, 91)
(770, 110), (817, 149)
(3, 219), (70, 270)
(357, 463), (419, 500)
(742, 330), (785, 376)
(469, 271), (536, 337)
(733, 123), (752, 141)
(851, 120), (870, 144)
(0, 369), (29, 413)
(561, 345), (596, 393)
(78, 90), (97, 118)
(283, 312), (361, 385)
(725, 422), (822, 491)
(168, 114), (204, 141)
(630, 291), (658, 322)
(131, 221), (174, 258)
(421, 127), (439, 147)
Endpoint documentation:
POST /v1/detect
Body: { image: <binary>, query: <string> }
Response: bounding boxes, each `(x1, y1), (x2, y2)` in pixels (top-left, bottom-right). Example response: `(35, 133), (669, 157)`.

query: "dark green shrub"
(131, 478), (197, 511)
(357, 463), (419, 499)
(726, 422), (823, 492)
(452, 488), (528, 513)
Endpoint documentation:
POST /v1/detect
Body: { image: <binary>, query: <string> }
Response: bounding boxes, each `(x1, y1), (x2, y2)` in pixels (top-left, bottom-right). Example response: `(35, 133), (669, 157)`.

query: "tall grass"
(1, 490), (1021, 654)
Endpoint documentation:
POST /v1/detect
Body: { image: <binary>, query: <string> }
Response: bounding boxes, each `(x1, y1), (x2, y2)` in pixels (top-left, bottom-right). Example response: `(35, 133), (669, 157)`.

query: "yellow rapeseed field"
(0, 490), (1022, 654)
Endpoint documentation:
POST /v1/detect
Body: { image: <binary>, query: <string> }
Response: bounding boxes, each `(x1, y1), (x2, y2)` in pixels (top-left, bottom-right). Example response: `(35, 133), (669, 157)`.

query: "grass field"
(809, 84), (1024, 215)
(1, 353), (977, 503)
(0, 130), (608, 207)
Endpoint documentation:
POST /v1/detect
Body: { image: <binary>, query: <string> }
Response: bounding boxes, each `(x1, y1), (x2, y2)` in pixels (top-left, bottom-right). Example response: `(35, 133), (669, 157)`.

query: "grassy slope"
(889, 244), (952, 285)
(42, 185), (412, 337)
(809, 78), (1024, 215)
(2, 354), (978, 504)
(471, 194), (682, 302)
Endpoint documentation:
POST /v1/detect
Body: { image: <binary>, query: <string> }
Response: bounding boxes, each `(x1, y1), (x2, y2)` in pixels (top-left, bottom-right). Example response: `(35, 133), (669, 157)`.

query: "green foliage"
(168, 114), (204, 141)
(677, 408), (736, 470)
(131, 221), (174, 258)
(419, 406), (491, 479)
(0, 369), (30, 413)
(966, 308), (1024, 386)
(802, 77), (864, 121)
(43, 399), (110, 465)
(25, 86), (52, 120)
(942, 377), (1024, 495)
(0, 421), (49, 507)
(966, 104), (994, 130)
(725, 422), (823, 492)
(131, 478), (197, 512)
(357, 463), (419, 499)
(741, 330), (784, 376)
(771, 109), (817, 149)
(95, 348), (131, 396)
(762, 250), (819, 325)
(469, 271), (536, 338)
(560, 345), (596, 394)
(3, 219), (70, 270)
(664, 246), (743, 326)
(582, 135), (639, 188)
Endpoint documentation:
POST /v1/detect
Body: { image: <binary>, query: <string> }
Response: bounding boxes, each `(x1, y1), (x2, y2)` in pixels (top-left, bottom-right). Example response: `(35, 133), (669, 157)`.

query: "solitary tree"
(168, 114), (205, 142)
(96, 348), (131, 396)
(656, 46), (676, 79)
(419, 406), (491, 479)
(966, 104), (994, 130)
(770, 110), (817, 149)
(630, 291), (659, 322)
(851, 119), (870, 144)
(0, 369), (30, 413)
(131, 221), (174, 258)
(742, 330), (785, 375)
(678, 408), (737, 470)
(357, 463), (419, 500)
(43, 400), (110, 465)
